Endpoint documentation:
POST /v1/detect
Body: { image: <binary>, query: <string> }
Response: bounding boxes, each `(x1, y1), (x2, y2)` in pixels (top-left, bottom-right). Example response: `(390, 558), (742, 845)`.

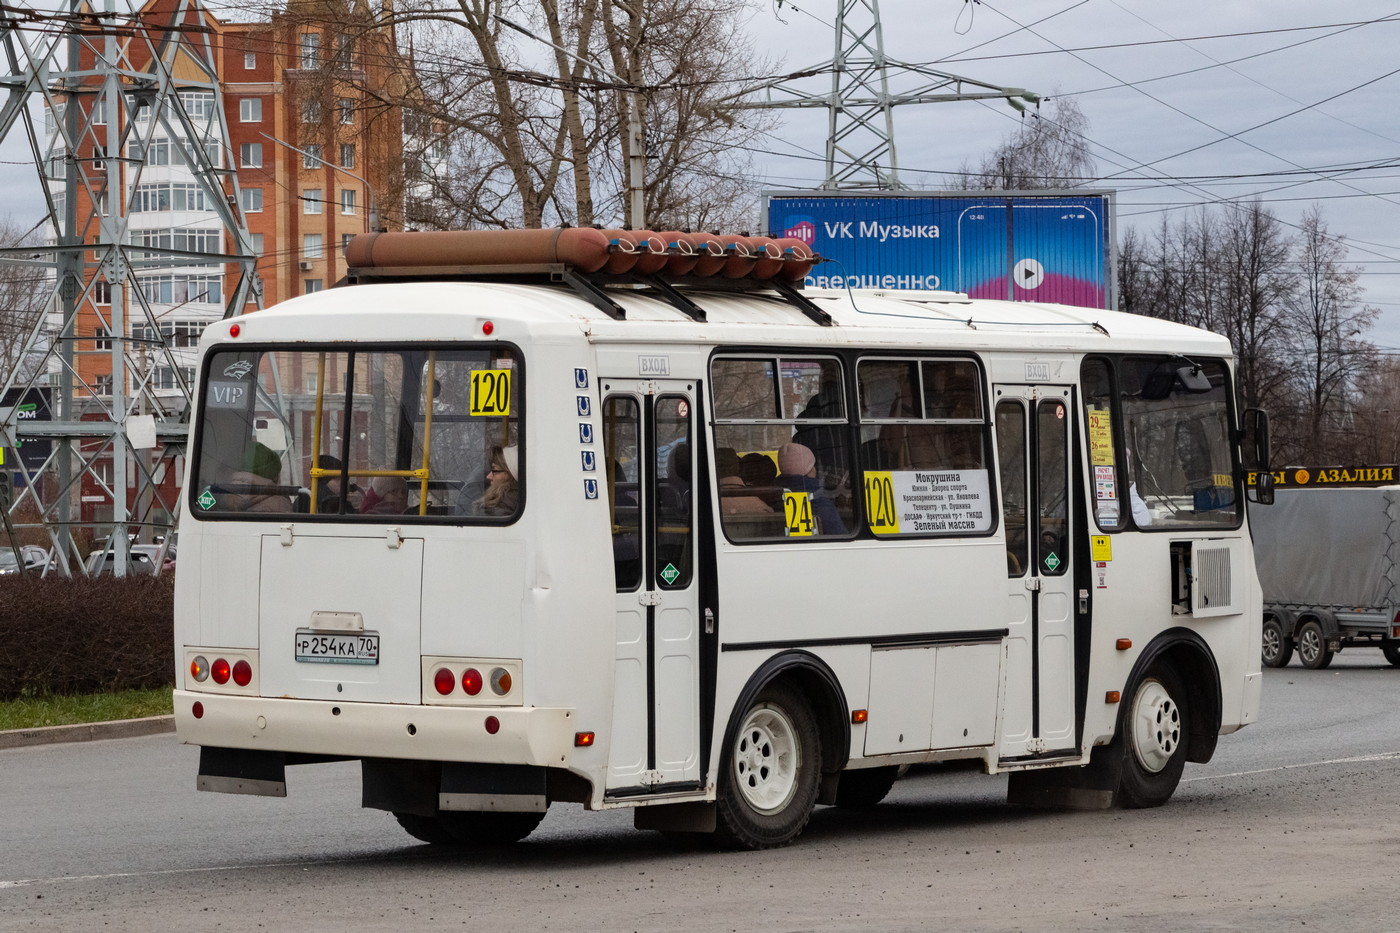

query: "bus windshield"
(190, 345), (521, 521)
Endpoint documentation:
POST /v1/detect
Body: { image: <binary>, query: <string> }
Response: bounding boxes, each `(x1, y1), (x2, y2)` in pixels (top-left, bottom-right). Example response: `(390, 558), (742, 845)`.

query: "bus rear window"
(191, 346), (522, 521)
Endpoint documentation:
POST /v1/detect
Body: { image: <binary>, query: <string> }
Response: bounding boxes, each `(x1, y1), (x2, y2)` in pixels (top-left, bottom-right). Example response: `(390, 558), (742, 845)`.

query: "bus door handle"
(638, 591), (662, 606)
(1025, 577), (1041, 592)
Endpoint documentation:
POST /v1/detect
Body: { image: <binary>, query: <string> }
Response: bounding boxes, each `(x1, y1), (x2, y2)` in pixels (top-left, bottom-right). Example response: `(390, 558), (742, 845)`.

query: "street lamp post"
(260, 132), (379, 233)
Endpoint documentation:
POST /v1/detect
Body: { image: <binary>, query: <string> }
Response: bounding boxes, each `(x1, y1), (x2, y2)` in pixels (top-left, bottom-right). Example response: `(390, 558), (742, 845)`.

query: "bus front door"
(602, 384), (702, 795)
(996, 385), (1077, 760)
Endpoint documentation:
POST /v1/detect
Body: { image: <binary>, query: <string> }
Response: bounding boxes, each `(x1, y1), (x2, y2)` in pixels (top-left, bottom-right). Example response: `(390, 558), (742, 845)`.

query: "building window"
(302, 144), (322, 169)
(303, 233), (323, 259)
(244, 52), (256, 69)
(301, 99), (321, 123)
(300, 32), (320, 69)
(250, 233), (264, 256)
(340, 189), (356, 215)
(304, 279), (324, 294)
(304, 189), (322, 214)
(342, 233), (355, 252)
(339, 98), (354, 124)
(239, 142), (262, 168)
(240, 98), (261, 122)
(179, 91), (215, 121)
(91, 98), (107, 125)
(95, 374), (113, 397)
(94, 280), (111, 305)
(131, 183), (209, 212)
(242, 188), (263, 212)
(336, 35), (354, 67)
(94, 326), (111, 350)
(339, 143), (355, 168)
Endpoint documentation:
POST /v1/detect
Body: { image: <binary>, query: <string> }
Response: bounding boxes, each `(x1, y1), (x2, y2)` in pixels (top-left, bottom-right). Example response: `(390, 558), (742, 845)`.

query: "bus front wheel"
(715, 682), (821, 849)
(1117, 664), (1188, 809)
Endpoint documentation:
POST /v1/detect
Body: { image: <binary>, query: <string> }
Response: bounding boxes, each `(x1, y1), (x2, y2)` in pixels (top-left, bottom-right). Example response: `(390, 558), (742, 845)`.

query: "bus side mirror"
(1241, 408), (1273, 505)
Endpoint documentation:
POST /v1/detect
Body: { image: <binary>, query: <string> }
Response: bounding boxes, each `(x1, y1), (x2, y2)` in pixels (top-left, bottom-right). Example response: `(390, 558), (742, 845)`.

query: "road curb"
(0, 715), (175, 750)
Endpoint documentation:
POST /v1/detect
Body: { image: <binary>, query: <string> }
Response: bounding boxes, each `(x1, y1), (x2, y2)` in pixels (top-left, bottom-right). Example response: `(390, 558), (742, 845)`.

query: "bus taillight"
(489, 668), (511, 696)
(211, 658), (231, 685)
(190, 656), (209, 683)
(461, 668), (483, 696)
(433, 668), (455, 695)
(232, 660), (253, 687)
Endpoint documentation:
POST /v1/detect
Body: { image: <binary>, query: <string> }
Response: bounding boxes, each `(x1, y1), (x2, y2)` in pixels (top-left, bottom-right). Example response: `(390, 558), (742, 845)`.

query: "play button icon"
(1013, 258), (1045, 290)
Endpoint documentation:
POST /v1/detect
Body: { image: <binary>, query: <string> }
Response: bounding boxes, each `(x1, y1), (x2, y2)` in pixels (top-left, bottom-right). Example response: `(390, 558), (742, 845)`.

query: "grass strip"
(0, 687), (173, 731)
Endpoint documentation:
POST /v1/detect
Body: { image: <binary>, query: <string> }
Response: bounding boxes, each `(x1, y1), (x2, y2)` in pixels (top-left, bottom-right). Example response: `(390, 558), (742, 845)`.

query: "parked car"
(0, 545), (51, 576)
(85, 544), (175, 576)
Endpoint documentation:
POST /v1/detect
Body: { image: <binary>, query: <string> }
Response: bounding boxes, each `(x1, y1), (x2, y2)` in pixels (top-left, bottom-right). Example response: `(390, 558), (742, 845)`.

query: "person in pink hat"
(775, 442), (845, 534)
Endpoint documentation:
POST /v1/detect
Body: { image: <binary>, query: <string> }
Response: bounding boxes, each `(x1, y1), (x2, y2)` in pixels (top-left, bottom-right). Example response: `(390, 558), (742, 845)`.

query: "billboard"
(1, 386), (53, 478)
(765, 190), (1115, 310)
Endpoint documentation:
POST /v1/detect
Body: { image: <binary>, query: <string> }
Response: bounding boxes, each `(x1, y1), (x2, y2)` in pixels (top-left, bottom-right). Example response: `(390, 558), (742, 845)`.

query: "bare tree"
(1283, 205), (1378, 462)
(0, 217), (49, 382)
(952, 95), (1095, 190)
(381, 0), (773, 230)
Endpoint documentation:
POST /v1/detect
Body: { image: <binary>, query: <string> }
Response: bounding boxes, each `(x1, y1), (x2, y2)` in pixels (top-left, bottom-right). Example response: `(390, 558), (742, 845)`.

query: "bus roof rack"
(341, 228), (833, 326)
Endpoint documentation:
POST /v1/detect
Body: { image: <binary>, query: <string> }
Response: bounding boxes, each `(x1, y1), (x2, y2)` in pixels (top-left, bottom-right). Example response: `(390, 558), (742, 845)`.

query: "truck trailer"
(1251, 486), (1400, 669)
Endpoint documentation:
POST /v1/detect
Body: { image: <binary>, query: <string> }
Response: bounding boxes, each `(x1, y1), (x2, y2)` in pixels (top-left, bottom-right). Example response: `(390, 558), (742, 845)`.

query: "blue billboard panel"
(766, 191), (1113, 309)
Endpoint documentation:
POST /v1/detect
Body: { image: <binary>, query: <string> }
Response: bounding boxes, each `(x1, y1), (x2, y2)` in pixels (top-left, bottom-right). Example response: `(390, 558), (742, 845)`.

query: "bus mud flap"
(633, 801), (717, 834)
(197, 747), (287, 797)
(1005, 746), (1121, 810)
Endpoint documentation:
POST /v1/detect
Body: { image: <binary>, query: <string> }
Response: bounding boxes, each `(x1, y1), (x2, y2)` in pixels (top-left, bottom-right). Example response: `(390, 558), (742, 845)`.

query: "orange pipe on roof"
(345, 227), (614, 273)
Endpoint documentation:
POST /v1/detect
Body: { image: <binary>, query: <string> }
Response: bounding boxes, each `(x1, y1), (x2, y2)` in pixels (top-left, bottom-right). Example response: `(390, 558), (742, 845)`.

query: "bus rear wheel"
(1117, 664), (1188, 809)
(1261, 618), (1293, 668)
(833, 766), (899, 808)
(715, 682), (821, 850)
(394, 809), (546, 846)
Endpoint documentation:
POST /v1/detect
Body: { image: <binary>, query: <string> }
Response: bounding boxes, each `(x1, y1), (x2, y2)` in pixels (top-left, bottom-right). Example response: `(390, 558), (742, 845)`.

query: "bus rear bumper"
(173, 689), (577, 768)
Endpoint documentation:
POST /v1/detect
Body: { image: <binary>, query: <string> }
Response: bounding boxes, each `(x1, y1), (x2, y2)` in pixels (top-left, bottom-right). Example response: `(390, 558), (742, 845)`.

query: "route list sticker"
(864, 469), (992, 535)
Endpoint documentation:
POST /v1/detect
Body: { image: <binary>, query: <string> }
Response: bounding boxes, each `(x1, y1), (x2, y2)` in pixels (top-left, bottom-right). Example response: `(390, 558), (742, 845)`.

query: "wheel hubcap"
(1263, 627), (1280, 659)
(733, 703), (800, 814)
(1300, 628), (1319, 661)
(1130, 679), (1181, 774)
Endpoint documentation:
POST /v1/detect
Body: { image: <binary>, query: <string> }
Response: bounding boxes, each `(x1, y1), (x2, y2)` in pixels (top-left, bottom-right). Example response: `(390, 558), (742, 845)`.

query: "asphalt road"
(3, 654), (1400, 932)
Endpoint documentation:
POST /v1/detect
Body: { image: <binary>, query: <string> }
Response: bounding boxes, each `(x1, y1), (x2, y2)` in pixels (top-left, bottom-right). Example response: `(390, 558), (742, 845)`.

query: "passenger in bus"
(662, 442), (691, 513)
(361, 476), (409, 515)
(738, 452), (783, 510)
(295, 454), (344, 514)
(473, 445), (519, 516)
(717, 449), (773, 515)
(225, 442), (289, 513)
(776, 442), (846, 534)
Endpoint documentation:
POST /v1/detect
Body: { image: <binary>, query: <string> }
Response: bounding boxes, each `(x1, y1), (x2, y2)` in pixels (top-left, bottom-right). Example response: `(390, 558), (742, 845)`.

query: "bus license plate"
(294, 630), (379, 665)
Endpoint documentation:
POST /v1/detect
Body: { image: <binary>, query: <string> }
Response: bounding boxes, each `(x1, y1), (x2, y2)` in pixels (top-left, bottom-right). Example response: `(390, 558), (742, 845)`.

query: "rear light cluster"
(185, 649), (258, 694)
(422, 657), (521, 706)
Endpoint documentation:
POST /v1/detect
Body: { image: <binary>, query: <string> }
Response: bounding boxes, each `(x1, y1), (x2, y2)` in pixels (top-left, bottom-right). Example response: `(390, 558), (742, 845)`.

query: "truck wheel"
(439, 809), (547, 846)
(715, 682), (821, 849)
(1383, 644), (1400, 668)
(1261, 619), (1293, 668)
(1296, 621), (1334, 670)
(1117, 663), (1188, 808)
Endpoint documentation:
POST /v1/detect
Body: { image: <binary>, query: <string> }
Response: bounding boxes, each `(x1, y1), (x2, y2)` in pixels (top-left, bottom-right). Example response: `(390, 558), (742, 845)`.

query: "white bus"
(174, 228), (1269, 850)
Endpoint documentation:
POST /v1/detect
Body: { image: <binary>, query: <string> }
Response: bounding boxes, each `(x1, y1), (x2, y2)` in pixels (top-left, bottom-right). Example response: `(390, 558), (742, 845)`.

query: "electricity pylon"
(734, 0), (1039, 189)
(0, 0), (260, 574)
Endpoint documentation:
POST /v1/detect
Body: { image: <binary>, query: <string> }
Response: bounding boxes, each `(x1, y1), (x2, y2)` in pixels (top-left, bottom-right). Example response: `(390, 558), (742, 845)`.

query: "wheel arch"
(1126, 628), (1221, 765)
(724, 650), (851, 777)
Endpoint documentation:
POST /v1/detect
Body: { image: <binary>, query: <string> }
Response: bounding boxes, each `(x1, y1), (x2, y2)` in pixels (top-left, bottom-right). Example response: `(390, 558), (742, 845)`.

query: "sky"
(3, 1), (1400, 345)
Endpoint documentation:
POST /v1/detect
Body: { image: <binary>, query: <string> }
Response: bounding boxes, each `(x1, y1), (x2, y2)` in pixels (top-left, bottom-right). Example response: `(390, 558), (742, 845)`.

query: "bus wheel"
(1383, 644), (1400, 668)
(716, 683), (821, 849)
(393, 812), (457, 845)
(1261, 619), (1293, 668)
(1117, 664), (1188, 809)
(1296, 621), (1334, 670)
(833, 766), (899, 808)
(439, 810), (547, 846)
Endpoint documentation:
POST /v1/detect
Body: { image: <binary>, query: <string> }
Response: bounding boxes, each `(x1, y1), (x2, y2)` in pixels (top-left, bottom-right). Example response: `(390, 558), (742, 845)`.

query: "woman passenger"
(474, 445), (520, 516)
